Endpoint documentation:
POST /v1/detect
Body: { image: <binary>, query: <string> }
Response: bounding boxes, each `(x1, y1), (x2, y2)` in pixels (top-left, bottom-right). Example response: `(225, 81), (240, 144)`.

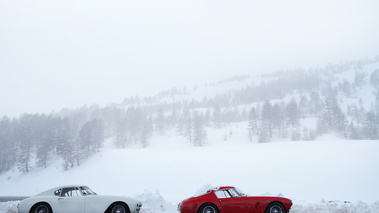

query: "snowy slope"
(0, 127), (378, 212)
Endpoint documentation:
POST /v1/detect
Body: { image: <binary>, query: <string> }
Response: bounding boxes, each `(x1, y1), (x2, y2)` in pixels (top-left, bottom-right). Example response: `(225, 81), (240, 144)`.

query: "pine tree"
(140, 116), (153, 148)
(247, 107), (259, 142)
(168, 109), (178, 127)
(0, 136), (8, 172)
(309, 91), (322, 115)
(302, 128), (316, 141)
(35, 115), (53, 168)
(192, 112), (207, 146)
(155, 108), (166, 135)
(176, 107), (189, 136)
(79, 121), (92, 159)
(272, 102), (287, 138)
(362, 111), (379, 139)
(291, 127), (301, 141)
(91, 119), (104, 153)
(78, 119), (104, 159)
(183, 116), (192, 143)
(258, 125), (270, 143)
(261, 101), (273, 138)
(370, 69), (379, 89)
(55, 118), (73, 155)
(317, 96), (347, 136)
(353, 71), (367, 88)
(114, 117), (129, 149)
(286, 98), (299, 128)
(62, 141), (75, 171)
(347, 122), (362, 140)
(16, 114), (36, 173)
(350, 104), (365, 125)
(213, 104), (222, 128)
(0, 117), (17, 173)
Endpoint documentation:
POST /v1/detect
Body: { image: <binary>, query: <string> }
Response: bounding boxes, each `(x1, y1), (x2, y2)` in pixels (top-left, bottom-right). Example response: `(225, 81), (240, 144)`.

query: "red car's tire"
(198, 203), (219, 213)
(264, 202), (285, 213)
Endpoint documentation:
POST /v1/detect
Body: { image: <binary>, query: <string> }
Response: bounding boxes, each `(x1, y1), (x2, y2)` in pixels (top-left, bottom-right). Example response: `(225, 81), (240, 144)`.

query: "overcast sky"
(1, 0), (378, 117)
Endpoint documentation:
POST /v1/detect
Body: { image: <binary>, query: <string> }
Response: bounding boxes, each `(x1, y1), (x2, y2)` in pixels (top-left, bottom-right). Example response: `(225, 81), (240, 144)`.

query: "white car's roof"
(35, 185), (88, 196)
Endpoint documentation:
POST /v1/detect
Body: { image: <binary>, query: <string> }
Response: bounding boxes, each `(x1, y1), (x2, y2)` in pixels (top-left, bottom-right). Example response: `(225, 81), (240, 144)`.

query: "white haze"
(1, 0), (379, 117)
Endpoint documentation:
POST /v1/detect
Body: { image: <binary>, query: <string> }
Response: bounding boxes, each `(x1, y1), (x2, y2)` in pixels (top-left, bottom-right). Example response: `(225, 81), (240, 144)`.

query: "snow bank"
(2, 199), (379, 213)
(0, 201), (18, 213)
(290, 200), (379, 213)
(135, 190), (177, 213)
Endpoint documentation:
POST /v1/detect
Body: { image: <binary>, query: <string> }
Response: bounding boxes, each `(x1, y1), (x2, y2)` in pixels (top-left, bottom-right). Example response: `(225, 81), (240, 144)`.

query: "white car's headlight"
(137, 202), (142, 212)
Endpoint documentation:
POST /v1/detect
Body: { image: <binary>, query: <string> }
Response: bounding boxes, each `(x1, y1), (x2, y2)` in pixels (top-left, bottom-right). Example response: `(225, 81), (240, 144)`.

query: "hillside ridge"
(1, 57), (379, 174)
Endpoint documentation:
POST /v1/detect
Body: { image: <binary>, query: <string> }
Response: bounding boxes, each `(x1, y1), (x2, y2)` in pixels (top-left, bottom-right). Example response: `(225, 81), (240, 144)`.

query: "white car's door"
(58, 196), (85, 213)
(57, 187), (85, 213)
(84, 196), (109, 213)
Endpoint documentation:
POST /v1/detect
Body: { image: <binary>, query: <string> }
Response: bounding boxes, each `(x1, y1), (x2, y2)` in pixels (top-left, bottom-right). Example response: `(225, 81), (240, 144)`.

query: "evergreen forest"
(1, 57), (379, 174)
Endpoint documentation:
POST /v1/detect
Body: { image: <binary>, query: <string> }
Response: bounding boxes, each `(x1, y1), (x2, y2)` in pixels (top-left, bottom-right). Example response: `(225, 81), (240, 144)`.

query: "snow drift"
(0, 131), (378, 213)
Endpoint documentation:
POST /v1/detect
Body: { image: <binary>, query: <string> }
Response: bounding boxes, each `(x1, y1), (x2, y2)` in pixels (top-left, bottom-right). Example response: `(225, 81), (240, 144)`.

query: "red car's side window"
(215, 190), (231, 198)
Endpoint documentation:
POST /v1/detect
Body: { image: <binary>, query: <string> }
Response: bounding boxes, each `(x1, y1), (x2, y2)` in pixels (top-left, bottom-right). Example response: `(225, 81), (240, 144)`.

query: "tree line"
(0, 114), (105, 173)
(1, 58), (379, 174)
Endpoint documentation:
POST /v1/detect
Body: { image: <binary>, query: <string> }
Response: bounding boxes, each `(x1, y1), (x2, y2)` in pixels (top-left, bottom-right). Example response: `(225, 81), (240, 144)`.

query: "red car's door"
(218, 197), (251, 213)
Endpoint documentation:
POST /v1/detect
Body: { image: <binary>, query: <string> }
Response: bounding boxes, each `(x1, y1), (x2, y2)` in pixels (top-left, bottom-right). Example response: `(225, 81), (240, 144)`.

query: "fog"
(1, 0), (378, 117)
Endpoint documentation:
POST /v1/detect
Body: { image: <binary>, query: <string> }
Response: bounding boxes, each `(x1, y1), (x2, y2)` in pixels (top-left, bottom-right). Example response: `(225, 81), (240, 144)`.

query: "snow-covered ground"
(0, 127), (378, 213)
(2, 194), (379, 213)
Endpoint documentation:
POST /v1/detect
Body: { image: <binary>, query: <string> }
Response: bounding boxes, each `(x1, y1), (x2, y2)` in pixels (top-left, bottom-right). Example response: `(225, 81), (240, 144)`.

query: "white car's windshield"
(80, 186), (97, 195)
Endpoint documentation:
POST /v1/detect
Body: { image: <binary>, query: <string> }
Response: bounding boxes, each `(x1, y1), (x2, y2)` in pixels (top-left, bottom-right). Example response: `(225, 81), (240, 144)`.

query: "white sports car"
(17, 185), (142, 213)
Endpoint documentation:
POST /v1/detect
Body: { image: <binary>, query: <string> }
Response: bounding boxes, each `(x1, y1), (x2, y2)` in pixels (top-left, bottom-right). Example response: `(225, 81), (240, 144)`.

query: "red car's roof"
(215, 186), (234, 190)
(193, 186), (236, 197)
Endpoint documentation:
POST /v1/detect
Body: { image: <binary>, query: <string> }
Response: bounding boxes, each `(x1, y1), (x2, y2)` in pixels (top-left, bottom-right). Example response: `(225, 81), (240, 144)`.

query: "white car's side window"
(71, 188), (81, 196)
(61, 187), (81, 197)
(54, 189), (62, 196)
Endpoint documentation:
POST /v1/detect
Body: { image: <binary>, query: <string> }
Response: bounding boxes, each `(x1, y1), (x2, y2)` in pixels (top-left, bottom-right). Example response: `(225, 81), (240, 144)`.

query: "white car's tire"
(31, 203), (52, 213)
(108, 202), (130, 213)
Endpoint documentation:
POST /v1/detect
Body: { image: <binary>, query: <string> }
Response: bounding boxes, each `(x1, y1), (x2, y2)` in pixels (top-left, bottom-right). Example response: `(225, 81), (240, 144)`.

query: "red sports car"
(178, 186), (292, 213)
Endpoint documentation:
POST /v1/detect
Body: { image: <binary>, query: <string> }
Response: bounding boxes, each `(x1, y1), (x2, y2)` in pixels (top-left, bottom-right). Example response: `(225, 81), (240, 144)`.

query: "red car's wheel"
(265, 202), (285, 213)
(198, 203), (219, 213)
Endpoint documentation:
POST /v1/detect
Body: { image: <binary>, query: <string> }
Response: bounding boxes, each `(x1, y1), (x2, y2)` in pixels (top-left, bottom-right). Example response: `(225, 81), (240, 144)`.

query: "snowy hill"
(1, 58), (379, 212)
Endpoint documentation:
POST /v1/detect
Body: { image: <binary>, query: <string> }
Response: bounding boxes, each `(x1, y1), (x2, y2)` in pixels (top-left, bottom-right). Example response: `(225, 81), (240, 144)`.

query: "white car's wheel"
(31, 203), (52, 213)
(109, 203), (130, 213)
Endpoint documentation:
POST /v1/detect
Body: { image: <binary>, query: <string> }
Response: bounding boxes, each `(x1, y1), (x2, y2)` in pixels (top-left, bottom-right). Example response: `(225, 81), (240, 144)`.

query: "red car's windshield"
(234, 187), (247, 197)
(214, 188), (247, 198)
